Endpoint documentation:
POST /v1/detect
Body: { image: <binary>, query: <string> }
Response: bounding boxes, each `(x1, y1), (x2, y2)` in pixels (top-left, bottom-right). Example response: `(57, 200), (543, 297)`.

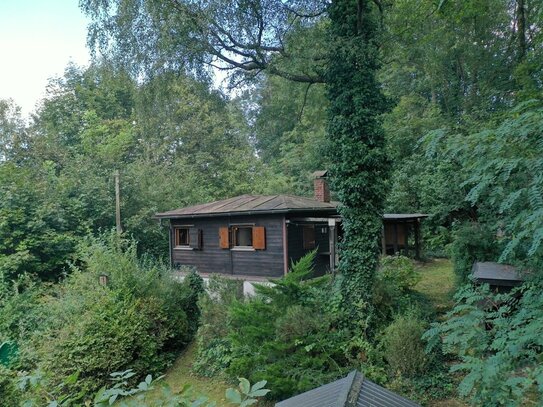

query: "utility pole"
(114, 170), (122, 234)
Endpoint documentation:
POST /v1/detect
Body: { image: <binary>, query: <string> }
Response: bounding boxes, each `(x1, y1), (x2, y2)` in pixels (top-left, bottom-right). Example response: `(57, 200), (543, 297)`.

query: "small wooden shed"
(471, 261), (524, 292)
(382, 214), (428, 260)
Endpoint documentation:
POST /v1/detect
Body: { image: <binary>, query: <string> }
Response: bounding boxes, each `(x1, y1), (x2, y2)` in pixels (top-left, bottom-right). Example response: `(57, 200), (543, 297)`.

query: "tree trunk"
(326, 0), (390, 329)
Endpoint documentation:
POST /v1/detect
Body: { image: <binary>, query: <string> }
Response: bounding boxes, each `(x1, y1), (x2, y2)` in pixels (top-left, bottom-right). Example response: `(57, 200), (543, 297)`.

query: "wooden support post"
(415, 219), (421, 260)
(114, 170), (122, 234)
(393, 222), (399, 254)
(404, 223), (409, 256)
(283, 218), (289, 275)
(381, 223), (386, 256)
(329, 218), (337, 274)
(169, 224), (173, 269)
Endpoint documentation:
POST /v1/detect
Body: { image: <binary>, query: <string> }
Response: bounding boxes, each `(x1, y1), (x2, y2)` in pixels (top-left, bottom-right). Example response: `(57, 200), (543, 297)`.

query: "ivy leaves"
(326, 0), (390, 321)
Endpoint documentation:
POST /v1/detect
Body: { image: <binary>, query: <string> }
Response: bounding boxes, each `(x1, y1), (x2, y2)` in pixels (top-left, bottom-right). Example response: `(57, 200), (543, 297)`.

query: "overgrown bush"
(18, 233), (204, 404)
(193, 276), (243, 377)
(379, 255), (421, 291)
(0, 273), (48, 345)
(373, 255), (422, 324)
(223, 253), (358, 400)
(380, 312), (427, 378)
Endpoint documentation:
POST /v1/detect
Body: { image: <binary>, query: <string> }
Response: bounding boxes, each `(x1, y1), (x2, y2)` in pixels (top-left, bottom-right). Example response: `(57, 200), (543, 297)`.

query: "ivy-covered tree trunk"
(326, 0), (390, 323)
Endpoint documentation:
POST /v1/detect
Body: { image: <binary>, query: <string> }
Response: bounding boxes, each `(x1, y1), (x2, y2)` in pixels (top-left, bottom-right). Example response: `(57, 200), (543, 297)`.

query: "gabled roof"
(275, 370), (420, 407)
(155, 194), (338, 219)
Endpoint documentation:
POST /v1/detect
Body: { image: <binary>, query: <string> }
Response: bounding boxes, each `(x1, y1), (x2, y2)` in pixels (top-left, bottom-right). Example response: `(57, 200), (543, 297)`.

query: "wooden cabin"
(155, 172), (427, 279)
(155, 194), (340, 279)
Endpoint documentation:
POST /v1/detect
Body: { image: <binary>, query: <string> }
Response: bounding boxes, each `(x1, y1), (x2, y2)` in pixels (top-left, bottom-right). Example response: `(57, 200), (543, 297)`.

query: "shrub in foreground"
(20, 233), (203, 404)
(380, 311), (427, 378)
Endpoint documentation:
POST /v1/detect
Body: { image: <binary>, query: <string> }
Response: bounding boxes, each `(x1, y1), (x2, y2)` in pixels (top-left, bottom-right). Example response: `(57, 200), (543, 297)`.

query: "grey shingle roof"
(275, 370), (420, 407)
(472, 261), (524, 287)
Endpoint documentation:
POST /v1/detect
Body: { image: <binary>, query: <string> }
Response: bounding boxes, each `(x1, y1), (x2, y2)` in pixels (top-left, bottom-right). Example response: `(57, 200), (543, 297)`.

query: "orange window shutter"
(219, 227), (230, 249)
(253, 226), (266, 250)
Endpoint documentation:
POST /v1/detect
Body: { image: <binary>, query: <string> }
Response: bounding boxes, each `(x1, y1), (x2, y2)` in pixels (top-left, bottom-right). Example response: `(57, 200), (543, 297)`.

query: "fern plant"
(425, 283), (543, 406)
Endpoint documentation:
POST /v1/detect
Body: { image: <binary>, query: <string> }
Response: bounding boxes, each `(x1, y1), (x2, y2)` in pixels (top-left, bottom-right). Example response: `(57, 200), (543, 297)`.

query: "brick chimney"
(312, 170), (330, 203)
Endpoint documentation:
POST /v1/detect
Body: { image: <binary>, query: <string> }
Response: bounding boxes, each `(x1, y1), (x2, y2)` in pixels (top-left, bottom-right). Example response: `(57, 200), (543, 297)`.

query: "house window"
(220, 225), (265, 250)
(175, 228), (190, 247)
(303, 226), (316, 250)
(233, 226), (253, 247)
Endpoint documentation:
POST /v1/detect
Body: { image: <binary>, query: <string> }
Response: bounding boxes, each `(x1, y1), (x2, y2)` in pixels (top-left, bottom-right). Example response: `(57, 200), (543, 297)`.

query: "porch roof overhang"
(383, 213), (429, 222)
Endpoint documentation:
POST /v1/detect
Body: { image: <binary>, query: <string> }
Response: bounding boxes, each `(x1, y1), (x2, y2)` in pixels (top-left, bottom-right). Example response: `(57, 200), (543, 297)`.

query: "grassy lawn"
(128, 341), (232, 406)
(414, 258), (468, 407)
(414, 258), (456, 317)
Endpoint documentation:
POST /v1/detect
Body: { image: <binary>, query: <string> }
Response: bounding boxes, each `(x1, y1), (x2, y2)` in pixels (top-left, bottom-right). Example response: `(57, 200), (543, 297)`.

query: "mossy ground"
(414, 258), (456, 317)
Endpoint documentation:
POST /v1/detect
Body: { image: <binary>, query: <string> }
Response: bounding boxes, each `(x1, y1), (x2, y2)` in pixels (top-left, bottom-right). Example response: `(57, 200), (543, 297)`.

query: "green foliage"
(194, 253), (352, 399)
(193, 276), (243, 377)
(225, 378), (270, 407)
(326, 0), (391, 323)
(372, 256), (425, 325)
(0, 365), (21, 406)
(380, 312), (428, 378)
(450, 101), (543, 268)
(20, 368), (269, 407)
(0, 98), (27, 162)
(449, 223), (500, 283)
(0, 273), (47, 345)
(425, 283), (543, 405)
(13, 234), (202, 404)
(0, 162), (83, 281)
(387, 370), (455, 406)
(379, 255), (421, 292)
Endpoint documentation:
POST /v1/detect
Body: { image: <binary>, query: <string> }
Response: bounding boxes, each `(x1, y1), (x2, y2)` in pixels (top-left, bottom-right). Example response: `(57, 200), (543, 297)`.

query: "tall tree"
(81, 0), (328, 84)
(327, 0), (390, 322)
(81, 0), (390, 311)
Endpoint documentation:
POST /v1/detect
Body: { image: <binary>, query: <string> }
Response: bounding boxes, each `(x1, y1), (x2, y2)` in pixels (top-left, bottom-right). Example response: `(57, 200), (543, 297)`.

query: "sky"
(0, 0), (90, 116)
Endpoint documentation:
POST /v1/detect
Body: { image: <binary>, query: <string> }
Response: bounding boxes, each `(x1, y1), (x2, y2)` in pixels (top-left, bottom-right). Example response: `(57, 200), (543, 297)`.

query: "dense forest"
(1, 0), (542, 406)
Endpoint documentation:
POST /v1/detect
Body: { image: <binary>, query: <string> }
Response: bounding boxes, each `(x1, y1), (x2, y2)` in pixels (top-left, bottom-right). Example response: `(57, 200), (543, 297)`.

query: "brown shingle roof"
(155, 194), (338, 219)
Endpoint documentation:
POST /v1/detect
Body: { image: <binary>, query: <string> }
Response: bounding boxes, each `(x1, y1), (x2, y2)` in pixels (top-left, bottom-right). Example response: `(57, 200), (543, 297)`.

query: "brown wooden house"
(155, 172), (427, 279)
